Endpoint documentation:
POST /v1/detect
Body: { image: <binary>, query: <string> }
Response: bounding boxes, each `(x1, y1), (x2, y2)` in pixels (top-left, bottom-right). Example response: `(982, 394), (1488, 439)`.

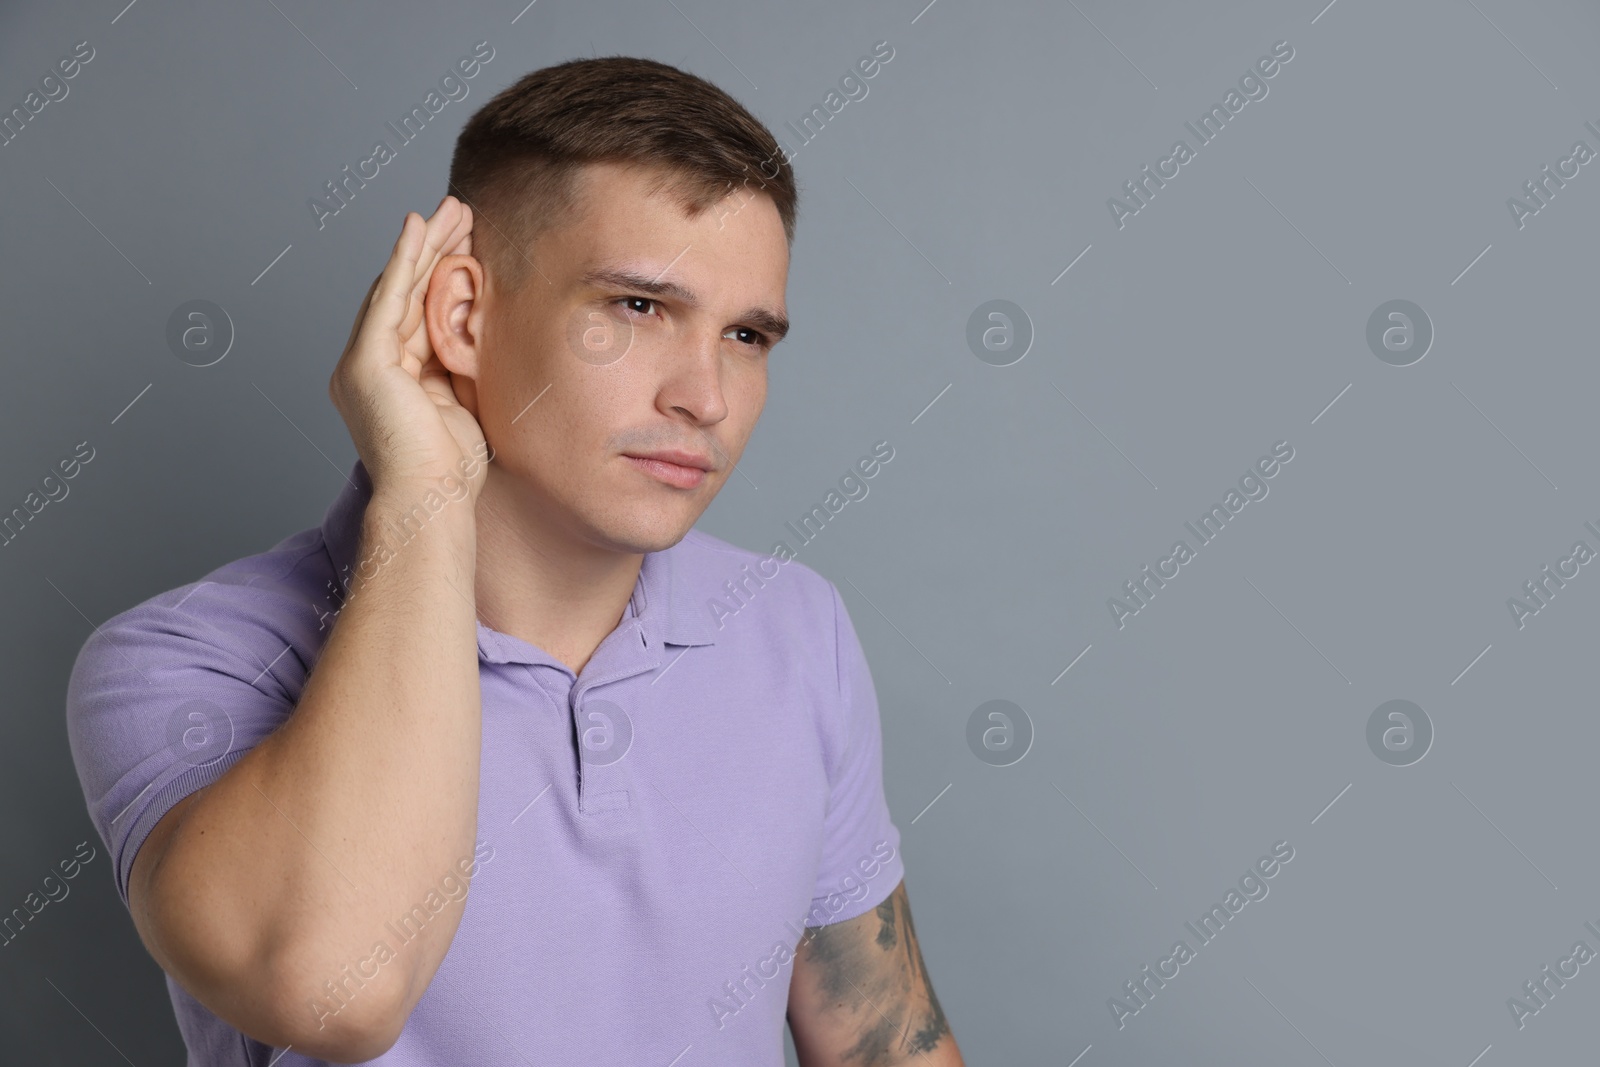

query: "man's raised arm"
(126, 197), (488, 1062)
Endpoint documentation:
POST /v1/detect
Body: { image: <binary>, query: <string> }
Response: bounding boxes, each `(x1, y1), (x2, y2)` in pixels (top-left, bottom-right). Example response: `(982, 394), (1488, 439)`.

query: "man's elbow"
(257, 946), (411, 1062)
(275, 1004), (407, 1064)
(141, 890), (406, 1058)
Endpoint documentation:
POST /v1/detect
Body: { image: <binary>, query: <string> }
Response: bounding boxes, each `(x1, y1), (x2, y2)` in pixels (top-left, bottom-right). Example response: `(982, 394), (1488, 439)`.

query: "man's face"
(437, 160), (790, 554)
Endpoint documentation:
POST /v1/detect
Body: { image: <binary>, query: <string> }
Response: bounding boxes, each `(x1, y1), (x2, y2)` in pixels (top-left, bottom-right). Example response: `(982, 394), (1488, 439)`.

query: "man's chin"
(587, 506), (701, 555)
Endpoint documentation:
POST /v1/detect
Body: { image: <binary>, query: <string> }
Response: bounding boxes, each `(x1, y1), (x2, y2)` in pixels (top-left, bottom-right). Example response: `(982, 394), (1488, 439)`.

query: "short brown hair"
(448, 55), (799, 294)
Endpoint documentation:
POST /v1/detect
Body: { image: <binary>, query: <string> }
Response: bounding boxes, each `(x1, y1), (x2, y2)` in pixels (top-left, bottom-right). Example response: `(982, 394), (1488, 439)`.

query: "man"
(64, 55), (962, 1066)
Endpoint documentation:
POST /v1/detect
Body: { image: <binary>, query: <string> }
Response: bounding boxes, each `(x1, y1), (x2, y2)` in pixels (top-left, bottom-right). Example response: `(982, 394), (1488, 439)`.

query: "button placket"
(573, 694), (635, 817)
(570, 619), (659, 822)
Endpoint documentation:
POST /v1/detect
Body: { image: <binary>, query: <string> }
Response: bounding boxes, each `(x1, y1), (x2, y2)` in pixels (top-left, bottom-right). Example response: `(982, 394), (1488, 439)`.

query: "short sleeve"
(804, 581), (906, 927)
(63, 578), (311, 909)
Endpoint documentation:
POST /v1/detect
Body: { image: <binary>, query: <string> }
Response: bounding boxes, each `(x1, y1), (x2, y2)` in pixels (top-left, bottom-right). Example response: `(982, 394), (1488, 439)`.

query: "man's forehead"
(565, 161), (784, 245)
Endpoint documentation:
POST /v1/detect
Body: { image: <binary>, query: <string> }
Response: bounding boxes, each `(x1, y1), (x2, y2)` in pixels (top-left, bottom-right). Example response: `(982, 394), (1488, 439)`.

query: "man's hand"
(329, 194), (486, 500)
(787, 879), (964, 1066)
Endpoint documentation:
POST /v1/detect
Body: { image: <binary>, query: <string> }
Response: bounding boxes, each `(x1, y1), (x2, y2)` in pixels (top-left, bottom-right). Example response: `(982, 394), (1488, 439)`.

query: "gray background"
(3, 0), (1598, 1063)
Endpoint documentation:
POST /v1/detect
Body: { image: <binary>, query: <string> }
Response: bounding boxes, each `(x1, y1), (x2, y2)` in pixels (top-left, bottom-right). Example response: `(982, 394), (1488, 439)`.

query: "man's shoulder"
(71, 525), (334, 678)
(63, 525), (337, 904)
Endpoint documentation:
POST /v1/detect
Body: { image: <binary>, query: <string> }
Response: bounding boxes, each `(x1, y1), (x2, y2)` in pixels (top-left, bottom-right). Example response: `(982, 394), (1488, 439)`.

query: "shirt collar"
(318, 458), (719, 663)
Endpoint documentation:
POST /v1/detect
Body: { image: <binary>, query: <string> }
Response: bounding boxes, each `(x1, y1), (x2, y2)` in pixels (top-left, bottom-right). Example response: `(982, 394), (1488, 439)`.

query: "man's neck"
(471, 474), (644, 676)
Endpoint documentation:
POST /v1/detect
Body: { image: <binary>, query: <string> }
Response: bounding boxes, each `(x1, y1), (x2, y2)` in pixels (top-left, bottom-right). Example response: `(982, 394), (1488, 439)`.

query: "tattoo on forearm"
(798, 883), (952, 1064)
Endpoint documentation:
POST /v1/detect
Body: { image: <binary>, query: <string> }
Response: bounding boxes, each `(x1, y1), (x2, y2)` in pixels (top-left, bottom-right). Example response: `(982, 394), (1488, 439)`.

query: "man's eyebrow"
(578, 265), (790, 342)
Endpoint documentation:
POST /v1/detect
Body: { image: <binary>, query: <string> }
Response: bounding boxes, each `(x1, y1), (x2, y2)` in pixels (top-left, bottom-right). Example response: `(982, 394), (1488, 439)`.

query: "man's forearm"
(141, 484), (482, 1050)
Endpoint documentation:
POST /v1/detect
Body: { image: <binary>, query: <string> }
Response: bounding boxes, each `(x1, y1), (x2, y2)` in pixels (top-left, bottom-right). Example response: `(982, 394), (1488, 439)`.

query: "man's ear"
(425, 253), (486, 383)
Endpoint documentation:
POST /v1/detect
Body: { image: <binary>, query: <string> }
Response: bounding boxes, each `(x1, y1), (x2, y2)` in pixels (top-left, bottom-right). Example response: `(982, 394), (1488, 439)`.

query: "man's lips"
(622, 449), (714, 472)
(622, 451), (713, 489)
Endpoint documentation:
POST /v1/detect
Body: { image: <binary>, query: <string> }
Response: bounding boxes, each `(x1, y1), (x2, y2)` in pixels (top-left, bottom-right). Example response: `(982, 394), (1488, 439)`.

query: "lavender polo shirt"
(64, 458), (905, 1067)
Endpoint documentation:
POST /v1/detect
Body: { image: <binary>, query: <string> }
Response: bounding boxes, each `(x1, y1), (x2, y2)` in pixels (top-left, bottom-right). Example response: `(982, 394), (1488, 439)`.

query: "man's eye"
(616, 296), (657, 317)
(726, 326), (769, 350)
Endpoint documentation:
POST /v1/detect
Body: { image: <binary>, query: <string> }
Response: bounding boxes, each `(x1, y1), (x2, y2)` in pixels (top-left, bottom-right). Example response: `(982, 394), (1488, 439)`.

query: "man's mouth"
(622, 451), (712, 489)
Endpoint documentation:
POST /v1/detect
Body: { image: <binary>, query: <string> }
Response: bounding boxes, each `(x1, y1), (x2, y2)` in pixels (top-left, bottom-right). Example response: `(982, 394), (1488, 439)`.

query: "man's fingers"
(400, 198), (476, 351)
(448, 204), (474, 257)
(392, 198), (463, 344)
(364, 211), (424, 344)
(417, 352), (459, 405)
(343, 273), (384, 352)
(408, 198), (470, 311)
(352, 207), (436, 377)
(412, 199), (463, 288)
